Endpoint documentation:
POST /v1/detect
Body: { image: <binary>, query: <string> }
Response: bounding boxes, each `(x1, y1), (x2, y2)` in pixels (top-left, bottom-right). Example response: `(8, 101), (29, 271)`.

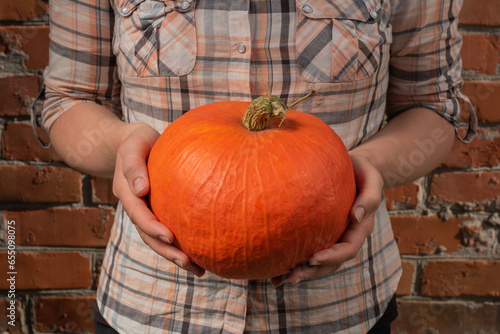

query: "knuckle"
(122, 160), (142, 179)
(126, 207), (140, 226)
(112, 180), (120, 198)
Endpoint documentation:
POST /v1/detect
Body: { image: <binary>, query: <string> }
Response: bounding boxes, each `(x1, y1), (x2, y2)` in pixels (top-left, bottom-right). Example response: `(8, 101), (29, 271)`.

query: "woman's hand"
(113, 123), (205, 277)
(270, 153), (383, 287)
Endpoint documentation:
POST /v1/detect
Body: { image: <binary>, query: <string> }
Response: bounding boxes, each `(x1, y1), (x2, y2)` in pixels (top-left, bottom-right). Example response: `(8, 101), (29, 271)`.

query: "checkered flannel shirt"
(40, 0), (476, 332)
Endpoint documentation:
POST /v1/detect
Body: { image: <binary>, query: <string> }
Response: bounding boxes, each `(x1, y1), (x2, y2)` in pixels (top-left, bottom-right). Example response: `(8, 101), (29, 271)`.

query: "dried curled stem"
(242, 70), (317, 131)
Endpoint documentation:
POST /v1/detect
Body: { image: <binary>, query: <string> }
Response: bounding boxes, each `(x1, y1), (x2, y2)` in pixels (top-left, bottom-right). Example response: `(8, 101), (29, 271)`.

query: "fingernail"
(309, 259), (321, 266)
(354, 206), (365, 223)
(133, 177), (146, 194)
(159, 235), (171, 244)
(173, 259), (184, 269)
(291, 277), (303, 284)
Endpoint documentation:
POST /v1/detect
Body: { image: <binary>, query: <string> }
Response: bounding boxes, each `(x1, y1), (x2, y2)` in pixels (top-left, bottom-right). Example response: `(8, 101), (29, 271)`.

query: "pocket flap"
(296, 0), (381, 22)
(115, 0), (145, 16)
(115, 0), (195, 17)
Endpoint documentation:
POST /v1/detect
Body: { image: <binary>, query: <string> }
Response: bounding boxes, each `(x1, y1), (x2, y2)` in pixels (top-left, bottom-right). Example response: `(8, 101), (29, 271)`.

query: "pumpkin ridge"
(253, 138), (272, 272)
(176, 136), (217, 249)
(194, 125), (247, 270)
(208, 132), (247, 274)
(270, 129), (310, 268)
(241, 134), (253, 278)
(285, 129), (338, 251)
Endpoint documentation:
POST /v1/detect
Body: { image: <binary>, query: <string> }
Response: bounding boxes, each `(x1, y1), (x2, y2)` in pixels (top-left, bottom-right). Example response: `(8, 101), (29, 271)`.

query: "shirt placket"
(227, 0), (252, 101)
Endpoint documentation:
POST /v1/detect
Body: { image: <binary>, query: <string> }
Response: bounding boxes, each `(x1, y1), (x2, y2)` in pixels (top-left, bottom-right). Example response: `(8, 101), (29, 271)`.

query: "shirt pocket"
(296, 0), (385, 83)
(115, 0), (196, 77)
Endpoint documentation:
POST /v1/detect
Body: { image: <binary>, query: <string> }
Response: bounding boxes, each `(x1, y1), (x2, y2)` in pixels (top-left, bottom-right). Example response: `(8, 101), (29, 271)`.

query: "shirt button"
(121, 6), (130, 15)
(369, 9), (378, 19)
(237, 43), (246, 54)
(302, 5), (313, 14)
(181, 1), (191, 10)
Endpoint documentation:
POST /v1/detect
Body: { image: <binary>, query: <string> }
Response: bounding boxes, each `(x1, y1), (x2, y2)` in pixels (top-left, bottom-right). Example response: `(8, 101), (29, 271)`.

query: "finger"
(124, 191), (176, 244)
(137, 226), (205, 277)
(271, 262), (343, 287)
(308, 215), (374, 267)
(115, 157), (175, 243)
(349, 155), (383, 223)
(119, 132), (158, 197)
(273, 265), (319, 286)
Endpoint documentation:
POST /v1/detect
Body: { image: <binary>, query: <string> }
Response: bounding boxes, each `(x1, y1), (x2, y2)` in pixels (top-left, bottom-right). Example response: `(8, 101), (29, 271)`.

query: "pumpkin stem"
(278, 87), (317, 127)
(242, 71), (317, 131)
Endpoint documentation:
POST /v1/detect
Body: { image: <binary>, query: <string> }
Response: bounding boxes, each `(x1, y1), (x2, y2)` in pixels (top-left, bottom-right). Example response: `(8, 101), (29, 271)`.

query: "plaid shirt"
(40, 0), (476, 332)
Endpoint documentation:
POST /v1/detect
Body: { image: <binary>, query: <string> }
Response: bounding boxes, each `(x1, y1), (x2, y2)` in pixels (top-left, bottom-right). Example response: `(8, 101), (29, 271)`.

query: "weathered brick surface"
(384, 183), (420, 211)
(2, 122), (62, 162)
(0, 75), (42, 116)
(461, 34), (500, 75)
(392, 300), (500, 334)
(429, 171), (500, 205)
(0, 299), (23, 333)
(91, 177), (119, 205)
(459, 0), (500, 26)
(4, 208), (114, 247)
(0, 252), (92, 290)
(460, 81), (500, 124)
(422, 260), (500, 297)
(442, 128), (500, 168)
(0, 26), (50, 69)
(34, 296), (95, 333)
(0, 165), (82, 203)
(391, 215), (465, 255)
(0, 0), (48, 21)
(396, 260), (415, 296)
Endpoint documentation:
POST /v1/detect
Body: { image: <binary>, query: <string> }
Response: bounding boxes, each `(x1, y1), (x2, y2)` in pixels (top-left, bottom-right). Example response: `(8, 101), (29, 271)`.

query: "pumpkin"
(147, 89), (356, 279)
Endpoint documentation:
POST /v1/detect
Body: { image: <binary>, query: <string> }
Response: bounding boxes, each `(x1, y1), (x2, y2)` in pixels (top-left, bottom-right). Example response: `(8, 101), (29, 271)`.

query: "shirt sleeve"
(40, 0), (121, 133)
(386, 0), (477, 143)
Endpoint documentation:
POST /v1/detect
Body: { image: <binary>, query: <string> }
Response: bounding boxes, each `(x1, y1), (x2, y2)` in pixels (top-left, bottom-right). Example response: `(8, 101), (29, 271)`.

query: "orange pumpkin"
(147, 94), (356, 279)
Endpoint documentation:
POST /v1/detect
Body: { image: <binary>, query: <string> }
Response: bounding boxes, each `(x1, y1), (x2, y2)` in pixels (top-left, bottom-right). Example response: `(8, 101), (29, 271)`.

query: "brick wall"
(389, 1), (500, 332)
(0, 0), (499, 333)
(0, 1), (116, 332)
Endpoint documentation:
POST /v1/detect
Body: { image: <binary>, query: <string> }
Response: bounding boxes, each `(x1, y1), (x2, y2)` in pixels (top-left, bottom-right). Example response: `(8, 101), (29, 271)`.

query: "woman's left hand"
(270, 153), (384, 287)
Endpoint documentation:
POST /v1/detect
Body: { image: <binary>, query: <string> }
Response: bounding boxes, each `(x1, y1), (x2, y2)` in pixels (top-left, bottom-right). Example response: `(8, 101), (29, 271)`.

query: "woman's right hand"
(113, 123), (205, 277)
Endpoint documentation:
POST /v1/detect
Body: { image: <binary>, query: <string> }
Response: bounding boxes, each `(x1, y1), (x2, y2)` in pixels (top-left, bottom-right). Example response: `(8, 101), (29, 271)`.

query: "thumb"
(349, 154), (384, 224)
(118, 128), (159, 197)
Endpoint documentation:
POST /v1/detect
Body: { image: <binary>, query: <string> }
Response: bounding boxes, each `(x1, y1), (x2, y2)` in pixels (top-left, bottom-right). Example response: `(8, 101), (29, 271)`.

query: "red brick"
(34, 296), (95, 333)
(4, 208), (114, 247)
(391, 215), (465, 255)
(2, 122), (62, 162)
(396, 260), (415, 296)
(0, 0), (48, 21)
(459, 0), (500, 26)
(0, 252), (92, 290)
(0, 299), (23, 333)
(422, 260), (500, 297)
(429, 171), (500, 205)
(442, 128), (500, 168)
(461, 34), (500, 75)
(460, 81), (500, 123)
(0, 26), (49, 69)
(91, 177), (119, 205)
(384, 183), (420, 211)
(0, 165), (82, 204)
(392, 300), (500, 334)
(0, 75), (42, 116)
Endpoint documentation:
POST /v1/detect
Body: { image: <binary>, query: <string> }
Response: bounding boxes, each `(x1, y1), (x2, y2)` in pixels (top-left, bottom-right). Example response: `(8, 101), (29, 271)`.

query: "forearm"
(350, 108), (455, 189)
(48, 102), (137, 178)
